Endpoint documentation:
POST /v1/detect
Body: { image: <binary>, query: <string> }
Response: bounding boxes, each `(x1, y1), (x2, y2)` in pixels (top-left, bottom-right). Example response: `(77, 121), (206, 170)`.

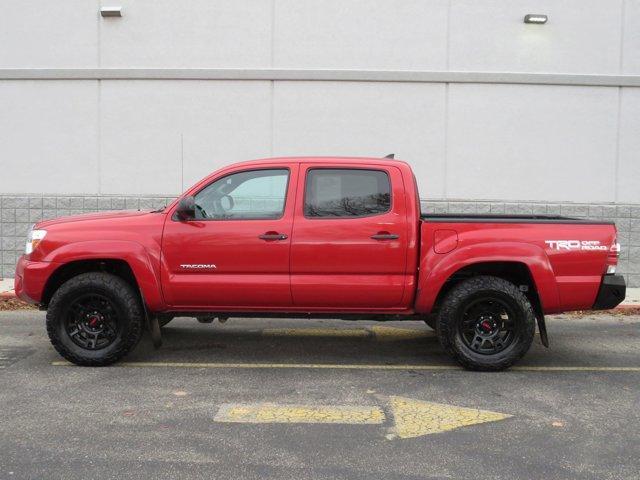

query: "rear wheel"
(46, 272), (144, 366)
(436, 276), (535, 371)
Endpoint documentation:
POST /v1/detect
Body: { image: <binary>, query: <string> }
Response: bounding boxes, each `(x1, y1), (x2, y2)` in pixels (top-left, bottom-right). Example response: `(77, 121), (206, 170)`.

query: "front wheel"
(46, 272), (144, 366)
(436, 276), (536, 371)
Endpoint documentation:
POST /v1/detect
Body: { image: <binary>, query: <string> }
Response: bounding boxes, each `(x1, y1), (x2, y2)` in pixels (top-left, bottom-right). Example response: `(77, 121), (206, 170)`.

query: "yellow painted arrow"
(388, 396), (512, 439)
(213, 396), (511, 439)
(215, 404), (385, 424)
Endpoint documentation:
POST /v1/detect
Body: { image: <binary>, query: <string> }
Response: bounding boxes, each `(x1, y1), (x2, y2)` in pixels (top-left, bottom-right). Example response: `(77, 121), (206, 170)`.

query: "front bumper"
(14, 255), (57, 305)
(592, 274), (626, 310)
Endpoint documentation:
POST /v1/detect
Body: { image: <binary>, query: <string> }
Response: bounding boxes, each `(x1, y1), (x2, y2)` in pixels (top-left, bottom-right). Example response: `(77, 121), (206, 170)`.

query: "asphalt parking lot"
(0, 311), (638, 480)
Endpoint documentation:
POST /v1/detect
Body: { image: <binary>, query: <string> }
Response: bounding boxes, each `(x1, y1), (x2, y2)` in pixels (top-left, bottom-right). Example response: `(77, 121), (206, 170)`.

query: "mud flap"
(148, 315), (162, 349)
(139, 290), (162, 349)
(536, 314), (549, 348)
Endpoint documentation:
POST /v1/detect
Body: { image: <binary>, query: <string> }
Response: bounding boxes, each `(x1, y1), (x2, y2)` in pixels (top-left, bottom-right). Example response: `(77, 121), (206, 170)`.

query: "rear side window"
(304, 169), (391, 218)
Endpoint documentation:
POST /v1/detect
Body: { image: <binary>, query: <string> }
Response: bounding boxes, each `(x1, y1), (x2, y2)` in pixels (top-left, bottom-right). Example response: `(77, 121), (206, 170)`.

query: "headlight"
(25, 226), (47, 254)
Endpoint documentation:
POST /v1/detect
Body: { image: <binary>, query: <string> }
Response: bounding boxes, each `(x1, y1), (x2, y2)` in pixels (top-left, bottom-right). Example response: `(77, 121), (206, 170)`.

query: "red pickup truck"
(15, 157), (625, 370)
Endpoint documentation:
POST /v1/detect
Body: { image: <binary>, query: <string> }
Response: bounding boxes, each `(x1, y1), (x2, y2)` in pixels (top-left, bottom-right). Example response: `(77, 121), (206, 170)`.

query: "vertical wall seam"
(180, 133), (184, 192)
(97, 80), (102, 195)
(443, 83), (449, 199)
(614, 0), (626, 203)
(270, 81), (275, 157)
(614, 87), (622, 203)
(270, 0), (276, 68)
(619, 0), (626, 73)
(269, 0), (276, 157)
(97, 0), (101, 68)
(96, 0), (102, 195)
(445, 0), (452, 70)
(442, 0), (452, 199)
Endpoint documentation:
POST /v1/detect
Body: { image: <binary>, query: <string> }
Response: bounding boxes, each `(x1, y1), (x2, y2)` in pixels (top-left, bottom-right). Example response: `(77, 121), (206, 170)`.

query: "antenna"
(384, 153), (395, 159)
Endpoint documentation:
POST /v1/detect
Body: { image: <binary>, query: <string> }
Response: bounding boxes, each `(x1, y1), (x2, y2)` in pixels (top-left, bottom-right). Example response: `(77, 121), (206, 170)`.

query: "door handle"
(371, 232), (399, 240)
(259, 232), (288, 241)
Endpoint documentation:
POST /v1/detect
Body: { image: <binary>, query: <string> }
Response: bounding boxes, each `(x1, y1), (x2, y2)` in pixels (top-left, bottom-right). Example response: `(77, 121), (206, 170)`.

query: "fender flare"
(43, 240), (165, 311)
(414, 241), (560, 314)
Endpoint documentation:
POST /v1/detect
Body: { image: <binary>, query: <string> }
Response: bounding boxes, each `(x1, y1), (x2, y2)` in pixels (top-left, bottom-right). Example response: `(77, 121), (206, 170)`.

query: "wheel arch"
(42, 259), (137, 306)
(430, 261), (542, 319)
(40, 241), (165, 311)
(415, 241), (560, 315)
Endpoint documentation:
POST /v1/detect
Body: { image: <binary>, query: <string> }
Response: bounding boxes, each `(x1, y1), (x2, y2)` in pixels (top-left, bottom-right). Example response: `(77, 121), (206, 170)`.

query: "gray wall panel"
(0, 81), (99, 194)
(0, 0), (97, 68)
(100, 0), (272, 68)
(272, 81), (447, 197)
(622, 0), (640, 74)
(446, 84), (618, 202)
(618, 88), (640, 203)
(100, 81), (183, 195)
(274, 0), (449, 69)
(449, 0), (623, 74)
(100, 80), (272, 195)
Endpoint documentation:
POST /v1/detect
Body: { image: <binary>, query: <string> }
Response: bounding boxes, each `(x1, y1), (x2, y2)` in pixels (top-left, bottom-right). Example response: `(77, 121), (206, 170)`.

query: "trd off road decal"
(544, 240), (607, 251)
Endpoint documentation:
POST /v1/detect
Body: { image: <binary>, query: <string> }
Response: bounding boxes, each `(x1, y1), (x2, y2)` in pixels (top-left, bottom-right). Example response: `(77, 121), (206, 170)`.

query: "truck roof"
(228, 156), (411, 169)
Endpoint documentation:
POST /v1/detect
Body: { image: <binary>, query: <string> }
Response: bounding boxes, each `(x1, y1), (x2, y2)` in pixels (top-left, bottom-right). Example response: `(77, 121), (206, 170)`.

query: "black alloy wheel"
(458, 297), (518, 355)
(64, 293), (120, 350)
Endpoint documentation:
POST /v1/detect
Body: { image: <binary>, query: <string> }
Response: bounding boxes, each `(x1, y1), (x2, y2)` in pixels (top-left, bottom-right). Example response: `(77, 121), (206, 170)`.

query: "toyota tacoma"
(15, 157), (626, 370)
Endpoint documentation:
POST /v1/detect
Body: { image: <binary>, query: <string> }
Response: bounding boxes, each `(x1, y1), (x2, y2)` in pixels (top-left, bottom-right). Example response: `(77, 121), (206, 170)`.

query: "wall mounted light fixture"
(100, 6), (122, 17)
(524, 14), (548, 24)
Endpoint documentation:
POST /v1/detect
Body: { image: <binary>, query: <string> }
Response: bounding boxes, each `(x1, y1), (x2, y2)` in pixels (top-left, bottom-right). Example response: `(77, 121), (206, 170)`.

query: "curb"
(0, 289), (638, 311)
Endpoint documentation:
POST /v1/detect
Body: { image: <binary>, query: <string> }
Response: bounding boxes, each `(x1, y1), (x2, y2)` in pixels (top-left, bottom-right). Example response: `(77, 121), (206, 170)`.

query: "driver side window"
(194, 169), (289, 220)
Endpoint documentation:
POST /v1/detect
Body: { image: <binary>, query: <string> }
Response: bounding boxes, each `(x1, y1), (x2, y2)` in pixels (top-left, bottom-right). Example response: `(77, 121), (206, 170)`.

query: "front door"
(161, 165), (297, 308)
(290, 165), (409, 309)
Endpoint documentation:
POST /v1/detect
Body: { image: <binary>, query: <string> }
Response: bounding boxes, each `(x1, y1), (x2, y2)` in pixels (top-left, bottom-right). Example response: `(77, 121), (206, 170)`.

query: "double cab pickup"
(15, 157), (625, 370)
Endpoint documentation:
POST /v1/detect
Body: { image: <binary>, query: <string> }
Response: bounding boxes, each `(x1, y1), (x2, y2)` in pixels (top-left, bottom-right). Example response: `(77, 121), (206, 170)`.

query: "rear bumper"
(592, 274), (626, 310)
(14, 255), (57, 305)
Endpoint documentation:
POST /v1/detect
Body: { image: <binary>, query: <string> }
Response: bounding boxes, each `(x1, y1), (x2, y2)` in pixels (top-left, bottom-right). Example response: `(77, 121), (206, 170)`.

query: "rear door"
(161, 164), (297, 308)
(290, 164), (409, 309)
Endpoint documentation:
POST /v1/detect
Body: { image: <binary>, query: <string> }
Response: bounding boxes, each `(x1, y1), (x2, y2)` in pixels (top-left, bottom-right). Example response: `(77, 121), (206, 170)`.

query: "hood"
(36, 210), (156, 228)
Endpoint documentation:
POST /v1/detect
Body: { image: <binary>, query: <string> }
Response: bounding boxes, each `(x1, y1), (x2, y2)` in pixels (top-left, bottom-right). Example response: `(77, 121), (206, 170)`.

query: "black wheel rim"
(64, 293), (120, 350)
(458, 296), (518, 355)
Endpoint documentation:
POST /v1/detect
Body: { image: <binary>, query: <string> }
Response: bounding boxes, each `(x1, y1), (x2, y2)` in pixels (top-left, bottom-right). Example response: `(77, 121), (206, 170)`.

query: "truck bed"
(421, 213), (614, 225)
(417, 213), (619, 314)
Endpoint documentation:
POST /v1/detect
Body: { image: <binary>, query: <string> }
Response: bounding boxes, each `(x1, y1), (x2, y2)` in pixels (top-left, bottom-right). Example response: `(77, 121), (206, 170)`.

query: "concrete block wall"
(2, 194), (638, 287)
(0, 195), (174, 279)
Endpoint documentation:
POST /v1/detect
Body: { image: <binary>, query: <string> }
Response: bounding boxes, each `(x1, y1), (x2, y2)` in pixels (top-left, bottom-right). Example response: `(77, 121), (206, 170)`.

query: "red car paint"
(15, 157), (620, 316)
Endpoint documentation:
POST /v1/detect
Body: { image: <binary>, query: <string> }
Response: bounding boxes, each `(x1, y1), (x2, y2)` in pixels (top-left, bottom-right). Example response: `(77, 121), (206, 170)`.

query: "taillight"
(606, 238), (620, 274)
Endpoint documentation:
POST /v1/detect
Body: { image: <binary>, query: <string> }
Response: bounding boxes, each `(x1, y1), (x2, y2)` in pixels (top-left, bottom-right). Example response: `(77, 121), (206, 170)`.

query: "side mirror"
(175, 195), (195, 221)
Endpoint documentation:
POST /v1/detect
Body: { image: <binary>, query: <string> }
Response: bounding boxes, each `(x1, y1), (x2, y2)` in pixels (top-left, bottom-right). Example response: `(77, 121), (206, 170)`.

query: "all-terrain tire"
(46, 272), (144, 366)
(436, 275), (536, 371)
